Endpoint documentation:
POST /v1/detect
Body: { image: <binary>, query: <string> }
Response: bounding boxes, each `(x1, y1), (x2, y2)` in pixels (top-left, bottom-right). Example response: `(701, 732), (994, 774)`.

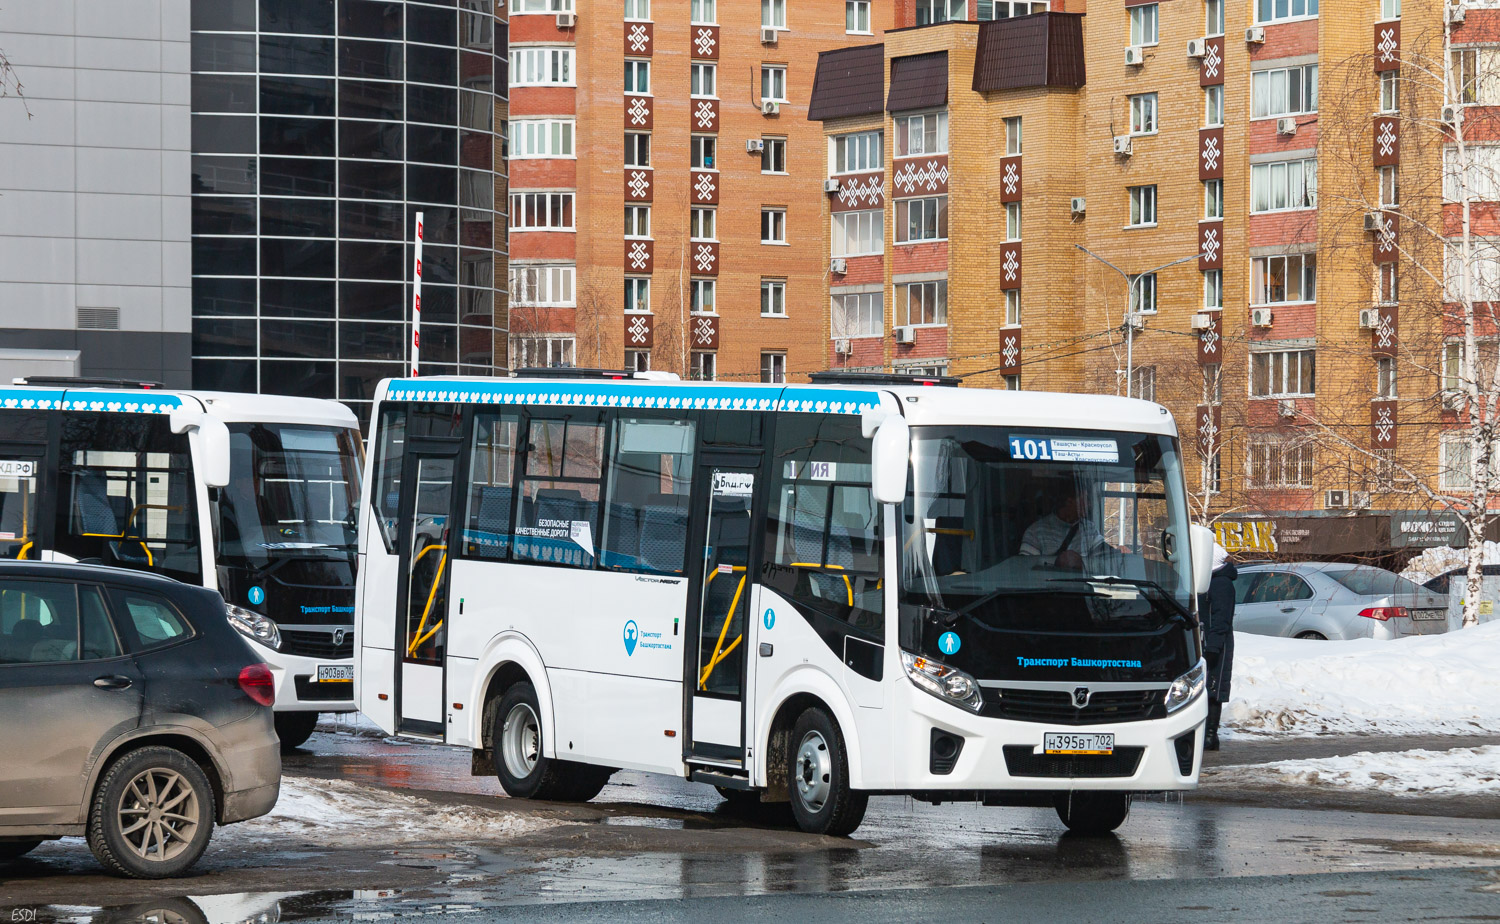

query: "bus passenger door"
(684, 461), (761, 771)
(396, 450), (457, 736)
(0, 447), (47, 561)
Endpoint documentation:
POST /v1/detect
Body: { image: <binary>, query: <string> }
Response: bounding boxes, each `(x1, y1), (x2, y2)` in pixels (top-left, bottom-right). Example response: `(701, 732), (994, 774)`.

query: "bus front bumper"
(242, 637), (358, 713)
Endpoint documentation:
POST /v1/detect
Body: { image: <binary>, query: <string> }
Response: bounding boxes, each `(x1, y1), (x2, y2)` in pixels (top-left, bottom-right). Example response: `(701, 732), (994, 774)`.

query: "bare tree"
(0, 11), (29, 118)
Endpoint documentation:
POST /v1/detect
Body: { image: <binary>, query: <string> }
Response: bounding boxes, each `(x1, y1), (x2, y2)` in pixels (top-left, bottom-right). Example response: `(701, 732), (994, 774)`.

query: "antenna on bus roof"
(807, 371), (961, 388)
(14, 376), (164, 389)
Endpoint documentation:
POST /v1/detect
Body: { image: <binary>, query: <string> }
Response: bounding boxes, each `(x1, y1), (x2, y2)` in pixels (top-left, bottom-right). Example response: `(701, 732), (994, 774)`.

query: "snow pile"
(1224, 621), (1500, 737)
(1400, 540), (1500, 584)
(1209, 746), (1500, 797)
(222, 777), (555, 845)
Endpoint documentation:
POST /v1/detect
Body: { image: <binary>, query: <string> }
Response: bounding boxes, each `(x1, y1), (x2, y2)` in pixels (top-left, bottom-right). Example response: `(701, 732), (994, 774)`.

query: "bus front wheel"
(787, 708), (867, 836)
(274, 712), (319, 751)
(492, 682), (611, 802)
(1053, 791), (1131, 835)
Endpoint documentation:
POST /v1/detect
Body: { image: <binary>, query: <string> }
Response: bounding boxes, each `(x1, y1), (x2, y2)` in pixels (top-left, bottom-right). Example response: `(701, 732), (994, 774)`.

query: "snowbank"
(1224, 621), (1500, 737)
(1208, 746), (1500, 797)
(1400, 540), (1500, 584)
(221, 777), (555, 845)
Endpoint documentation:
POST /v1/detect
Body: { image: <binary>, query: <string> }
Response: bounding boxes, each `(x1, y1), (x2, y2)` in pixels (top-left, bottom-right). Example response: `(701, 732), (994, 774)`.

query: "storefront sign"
(1214, 515), (1391, 556)
(1391, 512), (1467, 549)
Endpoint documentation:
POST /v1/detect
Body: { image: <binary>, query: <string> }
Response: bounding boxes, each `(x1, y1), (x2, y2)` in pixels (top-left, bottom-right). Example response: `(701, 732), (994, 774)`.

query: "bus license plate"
(316, 664), (354, 682)
(1044, 732), (1114, 755)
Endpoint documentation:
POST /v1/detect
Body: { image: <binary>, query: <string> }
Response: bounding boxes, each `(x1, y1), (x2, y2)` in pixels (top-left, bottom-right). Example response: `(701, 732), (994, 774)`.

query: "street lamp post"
(1075, 245), (1203, 399)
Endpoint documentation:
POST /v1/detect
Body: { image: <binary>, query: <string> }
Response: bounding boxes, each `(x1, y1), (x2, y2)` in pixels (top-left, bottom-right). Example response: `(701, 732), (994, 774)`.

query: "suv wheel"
(87, 747), (216, 878)
(274, 712), (320, 751)
(0, 839), (42, 863)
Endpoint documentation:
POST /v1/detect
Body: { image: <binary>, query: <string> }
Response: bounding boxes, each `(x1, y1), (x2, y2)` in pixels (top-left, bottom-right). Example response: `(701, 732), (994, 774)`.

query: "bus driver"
(1018, 484), (1107, 569)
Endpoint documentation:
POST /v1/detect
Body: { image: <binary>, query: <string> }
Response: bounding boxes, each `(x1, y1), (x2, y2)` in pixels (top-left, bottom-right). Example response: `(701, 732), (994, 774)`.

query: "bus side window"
(462, 412), (520, 559)
(514, 413), (605, 569)
(600, 417), (696, 574)
(370, 407), (408, 554)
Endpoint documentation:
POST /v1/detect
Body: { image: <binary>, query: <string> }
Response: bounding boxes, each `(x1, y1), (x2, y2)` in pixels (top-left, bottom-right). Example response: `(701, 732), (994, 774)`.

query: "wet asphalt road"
(5, 727), (1500, 921)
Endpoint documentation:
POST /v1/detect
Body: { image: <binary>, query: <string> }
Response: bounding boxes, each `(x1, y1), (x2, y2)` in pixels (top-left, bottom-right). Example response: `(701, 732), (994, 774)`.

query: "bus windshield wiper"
(1048, 575), (1198, 628)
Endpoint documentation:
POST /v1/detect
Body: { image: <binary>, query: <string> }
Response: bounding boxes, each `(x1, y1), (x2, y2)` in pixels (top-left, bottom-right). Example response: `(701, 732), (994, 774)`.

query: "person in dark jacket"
(1196, 543), (1238, 750)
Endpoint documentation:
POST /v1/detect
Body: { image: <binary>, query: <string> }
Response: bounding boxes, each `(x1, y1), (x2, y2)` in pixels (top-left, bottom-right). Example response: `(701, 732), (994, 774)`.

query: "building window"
(625, 205), (651, 238)
(1130, 273), (1158, 313)
(1204, 269), (1223, 308)
(1206, 0), (1225, 35)
(832, 210), (883, 256)
(512, 336), (576, 369)
(762, 0), (786, 29)
(1251, 158), (1317, 212)
(895, 196), (949, 243)
(625, 59), (651, 94)
(510, 265), (576, 307)
(1004, 117), (1023, 155)
(761, 279), (787, 316)
(625, 0), (651, 20)
(980, 1), (1048, 17)
(509, 192), (576, 230)
(1453, 49), (1500, 106)
(1003, 374), (1021, 390)
(510, 0), (574, 11)
(1005, 202), (1022, 241)
(1248, 436), (1315, 488)
(1132, 366), (1157, 402)
(691, 352), (716, 381)
(509, 47), (576, 87)
(624, 277), (651, 313)
(1204, 179), (1223, 219)
(1202, 452), (1222, 495)
(624, 132), (651, 167)
(691, 278), (716, 314)
(1379, 71), (1399, 112)
(1251, 348), (1317, 397)
(511, 119), (575, 158)
(832, 292), (883, 337)
(1382, 0), (1400, 18)
(914, 0), (966, 24)
(1378, 262), (1399, 305)
(898, 280), (948, 326)
(1255, 0), (1317, 24)
(761, 65), (787, 103)
(1251, 253), (1317, 304)
(846, 0), (872, 33)
(1204, 85), (1224, 127)
(689, 207), (716, 241)
(1376, 355), (1398, 398)
(1442, 435), (1472, 491)
(1251, 64), (1319, 119)
(761, 137), (787, 173)
(1443, 341), (1469, 392)
(1130, 4), (1159, 45)
(832, 130), (882, 173)
(761, 208), (787, 243)
(1379, 166), (1400, 206)
(760, 352), (786, 383)
(691, 135), (717, 169)
(1128, 185), (1157, 226)
(626, 350), (651, 372)
(690, 0), (715, 23)
(1004, 289), (1021, 326)
(1202, 363), (1223, 403)
(894, 111), (948, 156)
(1130, 93), (1158, 134)
(690, 62), (716, 97)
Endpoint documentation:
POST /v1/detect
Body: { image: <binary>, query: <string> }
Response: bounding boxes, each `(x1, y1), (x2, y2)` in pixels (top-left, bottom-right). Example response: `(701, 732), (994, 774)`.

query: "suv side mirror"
(870, 416), (910, 506)
(171, 408), (232, 488)
(1190, 524), (1216, 595)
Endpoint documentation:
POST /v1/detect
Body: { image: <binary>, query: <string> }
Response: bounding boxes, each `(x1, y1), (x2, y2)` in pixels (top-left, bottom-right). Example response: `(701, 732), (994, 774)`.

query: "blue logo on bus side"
(939, 631), (961, 655)
(763, 608), (775, 631)
(247, 585), (265, 606)
(623, 620), (639, 656)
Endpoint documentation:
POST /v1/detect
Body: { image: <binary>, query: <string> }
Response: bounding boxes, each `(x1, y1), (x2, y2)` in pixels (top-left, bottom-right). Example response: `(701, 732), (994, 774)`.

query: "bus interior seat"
(639, 503), (686, 573)
(74, 471), (128, 536)
(602, 503), (641, 567)
(470, 485), (514, 551)
(931, 515), (966, 575)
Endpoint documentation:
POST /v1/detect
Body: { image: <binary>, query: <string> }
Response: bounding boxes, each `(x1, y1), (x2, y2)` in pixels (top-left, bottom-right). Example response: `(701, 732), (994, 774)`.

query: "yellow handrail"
(698, 570), (747, 690)
(406, 545), (448, 657)
(790, 562), (854, 606)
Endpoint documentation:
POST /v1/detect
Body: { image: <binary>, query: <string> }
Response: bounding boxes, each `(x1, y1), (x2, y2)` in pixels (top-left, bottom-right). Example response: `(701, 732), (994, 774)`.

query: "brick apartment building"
(807, 0), (1499, 560)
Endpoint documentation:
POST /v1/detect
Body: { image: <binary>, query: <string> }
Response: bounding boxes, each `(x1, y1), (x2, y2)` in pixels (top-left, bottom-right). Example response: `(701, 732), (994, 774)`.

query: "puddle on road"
(35, 890), (398, 924)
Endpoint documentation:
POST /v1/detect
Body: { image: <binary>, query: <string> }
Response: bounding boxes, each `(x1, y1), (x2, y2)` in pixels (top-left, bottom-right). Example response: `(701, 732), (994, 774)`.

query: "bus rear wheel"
(787, 708), (867, 836)
(492, 682), (611, 802)
(1053, 791), (1131, 835)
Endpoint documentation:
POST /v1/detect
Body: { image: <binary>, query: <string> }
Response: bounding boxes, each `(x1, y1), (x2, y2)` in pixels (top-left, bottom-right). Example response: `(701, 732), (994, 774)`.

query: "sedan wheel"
(1295, 631), (1327, 640)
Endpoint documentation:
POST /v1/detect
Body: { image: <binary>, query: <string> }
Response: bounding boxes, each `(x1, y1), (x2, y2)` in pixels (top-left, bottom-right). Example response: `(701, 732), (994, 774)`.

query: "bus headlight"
(1164, 659), (1207, 714)
(901, 651), (984, 713)
(226, 603), (282, 651)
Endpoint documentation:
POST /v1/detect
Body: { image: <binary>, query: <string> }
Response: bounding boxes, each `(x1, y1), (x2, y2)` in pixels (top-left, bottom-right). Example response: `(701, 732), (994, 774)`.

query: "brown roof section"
(972, 13), (1086, 92)
(887, 51), (948, 113)
(808, 44), (886, 122)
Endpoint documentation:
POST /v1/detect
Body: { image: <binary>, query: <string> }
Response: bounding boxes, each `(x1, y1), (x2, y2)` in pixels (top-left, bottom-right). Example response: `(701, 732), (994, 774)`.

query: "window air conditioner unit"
(1279, 399), (1298, 419)
(1441, 104), (1464, 126)
(829, 258), (847, 274)
(1351, 491), (1372, 510)
(1277, 117), (1298, 135)
(824, 178), (842, 193)
(1325, 489), (1349, 508)
(1245, 26), (1266, 43)
(1113, 135), (1133, 156)
(761, 27), (778, 44)
(834, 338), (853, 356)
(1190, 313), (1214, 330)
(1359, 307), (1380, 329)
(1251, 307), (1273, 327)
(1124, 45), (1145, 66)
(1070, 196), (1087, 215)
(1363, 211), (1385, 232)
(746, 138), (765, 153)
(895, 326), (917, 344)
(556, 11), (576, 27)
(1448, 3), (1466, 23)
(761, 100), (780, 115)
(1187, 38), (1208, 58)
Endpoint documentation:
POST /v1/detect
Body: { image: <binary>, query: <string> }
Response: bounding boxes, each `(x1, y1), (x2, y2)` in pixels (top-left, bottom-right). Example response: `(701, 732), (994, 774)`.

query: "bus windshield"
(217, 424), (362, 570)
(899, 426), (1195, 681)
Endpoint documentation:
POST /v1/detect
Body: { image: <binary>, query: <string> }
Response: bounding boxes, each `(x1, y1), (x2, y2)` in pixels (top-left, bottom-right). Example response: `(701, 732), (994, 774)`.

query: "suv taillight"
(239, 663), (275, 706)
(1358, 606), (1409, 621)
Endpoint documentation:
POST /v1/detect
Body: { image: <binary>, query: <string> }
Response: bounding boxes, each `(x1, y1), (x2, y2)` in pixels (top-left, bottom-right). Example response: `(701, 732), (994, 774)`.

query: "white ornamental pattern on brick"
(693, 316), (716, 347)
(695, 100), (716, 129)
(1002, 161), (1020, 197)
(893, 160), (949, 195)
(1200, 316), (1220, 356)
(628, 170), (650, 198)
(627, 242), (649, 271)
(627, 96), (650, 127)
(694, 244), (716, 273)
(1375, 312), (1396, 350)
(837, 175), (883, 208)
(695, 27), (716, 57)
(1377, 121), (1397, 158)
(627, 23), (650, 54)
(1001, 334), (1020, 368)
(1201, 135), (1220, 172)
(1198, 408), (1220, 455)
(1374, 404), (1395, 444)
(1201, 227), (1221, 264)
(694, 172), (716, 202)
(1002, 249), (1020, 283)
(1377, 219), (1397, 256)
(1203, 43), (1222, 80)
(627, 315), (651, 346)
(1377, 26), (1397, 64)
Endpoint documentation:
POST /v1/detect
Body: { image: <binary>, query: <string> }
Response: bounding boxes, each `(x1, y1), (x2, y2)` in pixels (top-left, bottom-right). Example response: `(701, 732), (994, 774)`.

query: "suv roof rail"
(807, 371), (962, 388)
(12, 376), (164, 389)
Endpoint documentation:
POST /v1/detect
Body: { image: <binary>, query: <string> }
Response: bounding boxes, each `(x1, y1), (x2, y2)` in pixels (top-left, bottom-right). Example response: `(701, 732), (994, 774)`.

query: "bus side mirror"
(1190, 524), (1216, 596)
(870, 416), (910, 506)
(171, 409), (232, 489)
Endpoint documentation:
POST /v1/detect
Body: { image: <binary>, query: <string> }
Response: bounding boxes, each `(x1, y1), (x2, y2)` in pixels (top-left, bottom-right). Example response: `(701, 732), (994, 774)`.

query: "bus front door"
(395, 451), (457, 736)
(684, 462), (761, 770)
(0, 447), (47, 561)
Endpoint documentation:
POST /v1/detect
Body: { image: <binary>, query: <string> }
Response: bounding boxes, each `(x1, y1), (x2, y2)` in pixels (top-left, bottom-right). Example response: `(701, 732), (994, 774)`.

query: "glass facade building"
(188, 0), (506, 420)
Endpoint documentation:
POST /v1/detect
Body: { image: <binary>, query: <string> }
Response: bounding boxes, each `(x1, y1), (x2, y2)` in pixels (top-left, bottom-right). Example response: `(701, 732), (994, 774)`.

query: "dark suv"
(0, 562), (280, 878)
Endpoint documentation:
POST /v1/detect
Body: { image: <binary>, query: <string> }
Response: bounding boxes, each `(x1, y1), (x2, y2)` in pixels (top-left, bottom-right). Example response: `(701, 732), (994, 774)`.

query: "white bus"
(0, 378), (364, 749)
(355, 371), (1214, 835)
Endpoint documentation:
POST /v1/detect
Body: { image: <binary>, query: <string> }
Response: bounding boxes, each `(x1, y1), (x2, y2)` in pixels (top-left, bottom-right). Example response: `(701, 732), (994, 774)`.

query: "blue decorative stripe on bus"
(0, 389), (182, 414)
(383, 380), (881, 416)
